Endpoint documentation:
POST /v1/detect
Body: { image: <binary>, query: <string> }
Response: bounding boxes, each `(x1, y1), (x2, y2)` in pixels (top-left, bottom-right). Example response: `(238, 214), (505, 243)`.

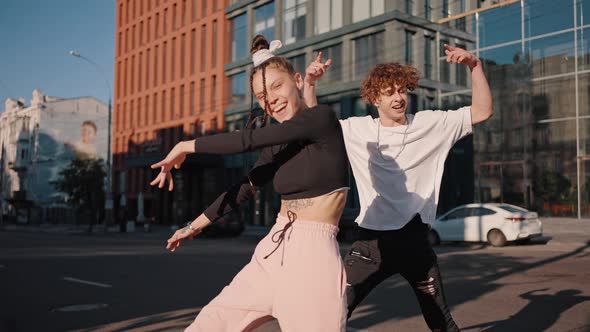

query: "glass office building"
(442, 0), (590, 218)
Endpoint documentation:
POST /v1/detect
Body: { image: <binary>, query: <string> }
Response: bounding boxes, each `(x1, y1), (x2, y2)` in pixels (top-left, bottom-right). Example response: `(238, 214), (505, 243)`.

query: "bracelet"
(185, 222), (197, 233)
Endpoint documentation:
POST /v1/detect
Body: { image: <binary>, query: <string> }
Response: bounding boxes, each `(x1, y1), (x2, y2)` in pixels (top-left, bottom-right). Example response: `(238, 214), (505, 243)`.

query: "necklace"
(377, 115), (411, 160)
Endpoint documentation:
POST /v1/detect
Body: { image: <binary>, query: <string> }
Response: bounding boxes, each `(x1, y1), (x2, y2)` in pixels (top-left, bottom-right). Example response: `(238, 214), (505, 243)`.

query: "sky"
(0, 0), (116, 110)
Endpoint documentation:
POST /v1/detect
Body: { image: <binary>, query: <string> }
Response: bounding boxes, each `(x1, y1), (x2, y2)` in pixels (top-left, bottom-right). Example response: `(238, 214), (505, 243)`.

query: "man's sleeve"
(441, 106), (473, 145)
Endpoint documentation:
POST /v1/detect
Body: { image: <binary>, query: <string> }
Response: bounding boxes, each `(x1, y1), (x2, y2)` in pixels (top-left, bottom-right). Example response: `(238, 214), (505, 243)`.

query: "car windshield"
(498, 204), (528, 213)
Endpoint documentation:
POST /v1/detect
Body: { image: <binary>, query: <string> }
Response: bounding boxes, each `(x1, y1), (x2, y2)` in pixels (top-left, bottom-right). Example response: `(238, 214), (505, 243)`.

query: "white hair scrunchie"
(252, 40), (283, 67)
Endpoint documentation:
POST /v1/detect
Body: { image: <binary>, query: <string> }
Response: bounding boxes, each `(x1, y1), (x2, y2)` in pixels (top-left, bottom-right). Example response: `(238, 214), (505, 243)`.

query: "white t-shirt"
(340, 106), (472, 230)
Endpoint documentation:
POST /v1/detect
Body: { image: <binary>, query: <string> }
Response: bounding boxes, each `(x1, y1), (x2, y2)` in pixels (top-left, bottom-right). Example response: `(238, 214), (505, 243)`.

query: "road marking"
(347, 328), (370, 332)
(62, 277), (112, 288)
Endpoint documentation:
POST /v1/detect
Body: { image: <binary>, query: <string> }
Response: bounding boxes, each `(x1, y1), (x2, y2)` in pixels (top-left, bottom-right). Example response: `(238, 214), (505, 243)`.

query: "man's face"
(375, 84), (408, 123)
(81, 124), (96, 144)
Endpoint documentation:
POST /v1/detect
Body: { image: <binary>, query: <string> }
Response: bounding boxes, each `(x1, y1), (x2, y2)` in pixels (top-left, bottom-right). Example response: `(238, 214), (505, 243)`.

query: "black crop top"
(196, 105), (349, 222)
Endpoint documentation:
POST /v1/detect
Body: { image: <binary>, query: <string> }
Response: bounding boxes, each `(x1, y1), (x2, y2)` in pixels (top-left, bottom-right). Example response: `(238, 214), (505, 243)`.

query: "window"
(192, 0), (197, 22)
(288, 54), (306, 76)
(456, 0), (466, 30)
(439, 40), (449, 83)
(164, 8), (168, 34)
(181, 0), (186, 26)
(424, 0), (431, 20)
(443, 208), (471, 220)
(255, 2), (276, 40)
(284, 0), (307, 45)
(181, 33), (186, 78)
(138, 52), (143, 92)
(212, 20), (217, 67)
(405, 0), (412, 14)
(139, 21), (144, 45)
(160, 90), (166, 122)
(352, 0), (384, 23)
(442, 0), (449, 18)
(231, 72), (247, 104)
(153, 45), (158, 87)
(152, 93), (157, 124)
(314, 43), (342, 83)
(170, 87), (175, 120)
(180, 84), (185, 117)
(162, 41), (167, 84)
(201, 25), (206, 71)
(354, 33), (384, 79)
(173, 3), (177, 30)
(144, 96), (149, 126)
(155, 13), (160, 38)
(130, 56), (135, 94)
(147, 17), (151, 42)
(424, 37), (433, 79)
(190, 81), (196, 115)
(315, 0), (342, 34)
(202, 0), (207, 17)
(471, 208), (496, 217)
(211, 75), (217, 112)
(405, 30), (413, 64)
(191, 29), (196, 74)
(171, 38), (176, 81)
(200, 78), (205, 113)
(232, 14), (247, 60)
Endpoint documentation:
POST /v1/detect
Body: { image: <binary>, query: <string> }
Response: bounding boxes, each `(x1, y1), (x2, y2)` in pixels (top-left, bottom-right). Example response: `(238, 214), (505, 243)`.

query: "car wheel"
(487, 229), (507, 247)
(428, 229), (440, 246)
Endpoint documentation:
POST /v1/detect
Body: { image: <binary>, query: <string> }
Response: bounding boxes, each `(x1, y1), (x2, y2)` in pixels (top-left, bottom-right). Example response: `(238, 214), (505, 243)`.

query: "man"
(304, 45), (493, 331)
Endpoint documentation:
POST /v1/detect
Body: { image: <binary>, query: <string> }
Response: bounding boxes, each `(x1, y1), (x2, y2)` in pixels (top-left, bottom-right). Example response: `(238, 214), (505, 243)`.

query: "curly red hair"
(360, 63), (420, 104)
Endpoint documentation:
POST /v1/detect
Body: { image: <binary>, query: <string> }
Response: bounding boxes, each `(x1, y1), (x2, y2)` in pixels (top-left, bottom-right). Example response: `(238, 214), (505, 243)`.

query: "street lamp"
(69, 50), (113, 231)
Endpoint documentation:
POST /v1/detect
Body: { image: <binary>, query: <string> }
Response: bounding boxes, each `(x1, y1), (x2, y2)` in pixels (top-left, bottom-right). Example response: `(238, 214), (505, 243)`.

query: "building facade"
(113, 0), (231, 225)
(442, 0), (590, 218)
(223, 0), (590, 222)
(0, 90), (108, 223)
(224, 0), (481, 226)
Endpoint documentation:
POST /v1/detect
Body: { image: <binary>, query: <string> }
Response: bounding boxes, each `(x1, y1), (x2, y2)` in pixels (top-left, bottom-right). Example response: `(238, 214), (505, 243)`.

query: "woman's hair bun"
(250, 34), (269, 55)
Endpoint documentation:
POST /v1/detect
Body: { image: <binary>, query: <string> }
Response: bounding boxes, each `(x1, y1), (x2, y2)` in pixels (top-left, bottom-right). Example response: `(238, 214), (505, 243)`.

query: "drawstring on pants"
(264, 210), (297, 266)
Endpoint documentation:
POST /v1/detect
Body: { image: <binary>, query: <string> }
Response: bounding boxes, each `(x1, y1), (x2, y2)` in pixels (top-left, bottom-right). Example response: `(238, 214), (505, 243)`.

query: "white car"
(429, 203), (543, 247)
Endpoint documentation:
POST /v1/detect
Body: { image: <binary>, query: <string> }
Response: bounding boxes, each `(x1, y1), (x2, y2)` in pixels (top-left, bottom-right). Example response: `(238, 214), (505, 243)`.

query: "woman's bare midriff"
(279, 189), (348, 225)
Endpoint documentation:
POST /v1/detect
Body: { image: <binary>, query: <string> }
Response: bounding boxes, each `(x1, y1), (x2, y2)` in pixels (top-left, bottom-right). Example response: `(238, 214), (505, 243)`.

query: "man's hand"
(444, 44), (480, 70)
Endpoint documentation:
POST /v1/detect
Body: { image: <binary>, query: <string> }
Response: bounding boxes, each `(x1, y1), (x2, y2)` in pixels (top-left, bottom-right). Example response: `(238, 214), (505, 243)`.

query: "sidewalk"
(1, 217), (588, 244)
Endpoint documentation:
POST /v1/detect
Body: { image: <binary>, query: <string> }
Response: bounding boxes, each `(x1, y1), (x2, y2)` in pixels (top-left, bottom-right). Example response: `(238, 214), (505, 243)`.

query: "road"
(0, 226), (589, 331)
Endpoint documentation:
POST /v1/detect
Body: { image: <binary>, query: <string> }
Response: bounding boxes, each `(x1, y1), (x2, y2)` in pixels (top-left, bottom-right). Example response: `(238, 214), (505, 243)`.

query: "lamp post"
(69, 50), (113, 232)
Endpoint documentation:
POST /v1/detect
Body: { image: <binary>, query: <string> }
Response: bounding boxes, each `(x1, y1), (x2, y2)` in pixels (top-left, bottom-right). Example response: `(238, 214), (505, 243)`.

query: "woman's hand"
(166, 216), (211, 252)
(150, 141), (193, 191)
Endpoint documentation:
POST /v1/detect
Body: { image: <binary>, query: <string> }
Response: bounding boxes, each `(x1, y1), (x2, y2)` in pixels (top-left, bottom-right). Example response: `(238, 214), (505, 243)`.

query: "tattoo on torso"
(284, 198), (315, 210)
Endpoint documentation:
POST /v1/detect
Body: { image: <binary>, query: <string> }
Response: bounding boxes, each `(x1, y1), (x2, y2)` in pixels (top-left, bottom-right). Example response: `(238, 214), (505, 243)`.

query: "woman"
(150, 35), (349, 331)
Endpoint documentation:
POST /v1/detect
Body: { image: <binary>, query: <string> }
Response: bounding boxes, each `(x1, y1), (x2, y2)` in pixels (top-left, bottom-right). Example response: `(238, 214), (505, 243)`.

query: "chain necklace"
(377, 115), (411, 160)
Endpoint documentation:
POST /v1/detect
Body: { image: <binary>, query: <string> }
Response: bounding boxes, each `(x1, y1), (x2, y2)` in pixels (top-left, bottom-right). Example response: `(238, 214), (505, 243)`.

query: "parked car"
(429, 203), (543, 247)
(201, 211), (244, 237)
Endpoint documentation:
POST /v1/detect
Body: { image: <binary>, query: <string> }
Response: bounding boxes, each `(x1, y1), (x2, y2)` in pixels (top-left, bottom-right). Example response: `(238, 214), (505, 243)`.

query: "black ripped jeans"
(344, 214), (460, 332)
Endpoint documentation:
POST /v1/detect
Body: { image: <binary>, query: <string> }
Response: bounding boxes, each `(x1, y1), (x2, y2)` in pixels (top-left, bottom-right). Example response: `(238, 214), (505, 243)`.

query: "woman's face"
(252, 65), (305, 123)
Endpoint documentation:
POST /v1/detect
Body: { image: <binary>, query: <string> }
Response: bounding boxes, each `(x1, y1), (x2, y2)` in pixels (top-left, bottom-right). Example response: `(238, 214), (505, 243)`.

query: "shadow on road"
(461, 288), (590, 331)
(348, 241), (590, 330)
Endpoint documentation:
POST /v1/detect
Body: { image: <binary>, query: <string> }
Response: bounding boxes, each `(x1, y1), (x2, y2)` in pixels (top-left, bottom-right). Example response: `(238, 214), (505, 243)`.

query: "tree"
(51, 158), (106, 232)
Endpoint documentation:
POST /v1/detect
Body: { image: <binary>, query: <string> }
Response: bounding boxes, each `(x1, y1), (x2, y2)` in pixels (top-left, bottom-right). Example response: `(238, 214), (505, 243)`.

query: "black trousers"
(344, 214), (460, 332)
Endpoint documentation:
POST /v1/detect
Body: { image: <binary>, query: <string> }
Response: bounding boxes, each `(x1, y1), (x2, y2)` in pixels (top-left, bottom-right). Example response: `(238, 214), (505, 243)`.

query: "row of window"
(115, 78), (220, 131)
(116, 24), (218, 98)
(118, 0), (218, 29)
(117, 13), (218, 62)
(230, 0), (472, 61)
(229, 32), (470, 104)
